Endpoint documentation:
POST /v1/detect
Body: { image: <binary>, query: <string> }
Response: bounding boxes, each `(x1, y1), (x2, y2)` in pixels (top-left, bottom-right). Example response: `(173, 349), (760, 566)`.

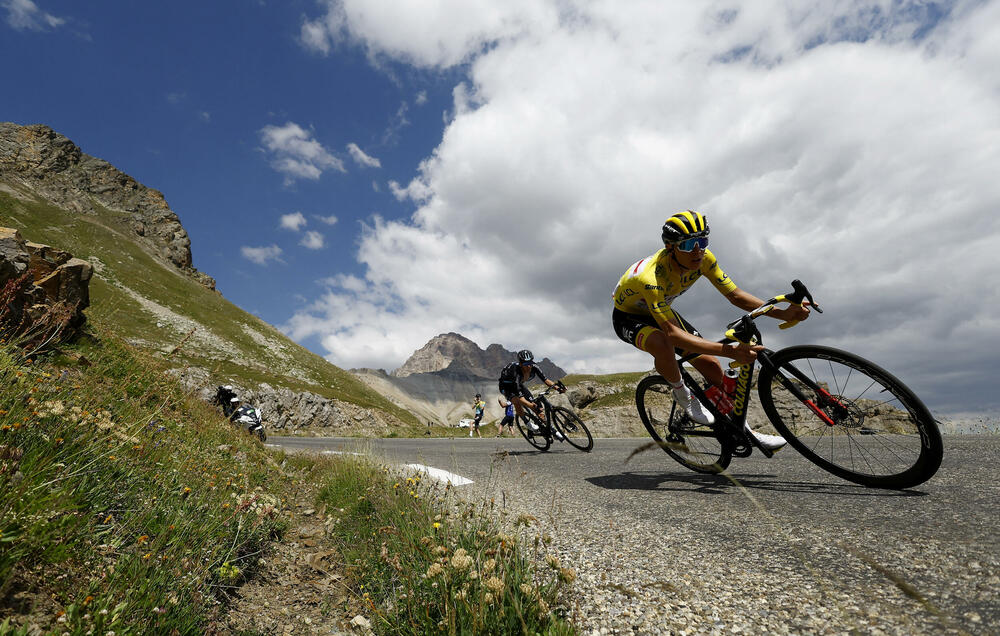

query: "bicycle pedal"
(731, 444), (752, 458)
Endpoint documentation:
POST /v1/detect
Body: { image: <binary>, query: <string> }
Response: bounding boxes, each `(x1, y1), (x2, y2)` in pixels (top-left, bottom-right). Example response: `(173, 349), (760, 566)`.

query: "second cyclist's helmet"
(517, 349), (534, 363)
(662, 210), (710, 247)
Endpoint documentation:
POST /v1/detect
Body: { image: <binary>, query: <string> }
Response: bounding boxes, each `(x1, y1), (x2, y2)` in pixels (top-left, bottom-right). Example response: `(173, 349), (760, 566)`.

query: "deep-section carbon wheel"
(757, 345), (943, 489)
(515, 411), (551, 452)
(635, 375), (730, 474)
(550, 406), (594, 452)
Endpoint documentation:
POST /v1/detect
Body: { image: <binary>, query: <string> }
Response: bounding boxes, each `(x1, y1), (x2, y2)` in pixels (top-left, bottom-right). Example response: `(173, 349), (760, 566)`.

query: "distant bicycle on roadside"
(635, 280), (943, 489)
(516, 383), (594, 453)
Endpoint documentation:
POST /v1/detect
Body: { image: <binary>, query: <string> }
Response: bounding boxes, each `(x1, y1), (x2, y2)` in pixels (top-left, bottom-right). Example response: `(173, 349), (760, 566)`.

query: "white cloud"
(290, 1), (1000, 413)
(240, 244), (283, 266)
(259, 122), (345, 184)
(315, 214), (339, 225)
(300, 230), (326, 250)
(300, 15), (330, 54)
(2, 0), (64, 31)
(280, 211), (308, 231)
(347, 142), (381, 168)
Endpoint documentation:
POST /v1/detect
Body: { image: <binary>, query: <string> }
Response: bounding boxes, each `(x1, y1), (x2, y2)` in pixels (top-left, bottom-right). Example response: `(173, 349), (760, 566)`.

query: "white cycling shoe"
(673, 389), (715, 425)
(746, 428), (787, 452)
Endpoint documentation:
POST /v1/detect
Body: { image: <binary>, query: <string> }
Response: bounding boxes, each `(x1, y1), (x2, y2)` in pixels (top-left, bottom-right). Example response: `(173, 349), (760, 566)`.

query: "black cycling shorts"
(498, 381), (532, 401)
(612, 308), (701, 355)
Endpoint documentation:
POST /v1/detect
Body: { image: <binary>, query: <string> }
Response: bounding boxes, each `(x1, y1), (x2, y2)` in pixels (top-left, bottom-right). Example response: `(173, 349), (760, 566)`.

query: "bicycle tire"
(550, 406), (594, 452)
(515, 412), (551, 452)
(635, 375), (731, 473)
(757, 345), (943, 489)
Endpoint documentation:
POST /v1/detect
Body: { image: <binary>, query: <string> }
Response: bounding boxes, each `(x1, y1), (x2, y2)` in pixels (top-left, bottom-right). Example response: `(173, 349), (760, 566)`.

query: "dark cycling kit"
(498, 361), (549, 400)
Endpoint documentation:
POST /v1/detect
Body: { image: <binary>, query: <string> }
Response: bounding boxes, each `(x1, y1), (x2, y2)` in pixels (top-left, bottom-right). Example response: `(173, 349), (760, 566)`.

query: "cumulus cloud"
(2, 0), (64, 31)
(315, 214), (339, 225)
(300, 230), (326, 250)
(259, 122), (345, 184)
(347, 142), (381, 168)
(280, 211), (308, 231)
(289, 1), (1000, 413)
(241, 244), (283, 266)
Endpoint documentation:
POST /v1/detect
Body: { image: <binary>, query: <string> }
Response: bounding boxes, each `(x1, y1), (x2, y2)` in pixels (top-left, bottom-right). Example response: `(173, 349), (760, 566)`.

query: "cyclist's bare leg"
(520, 395), (544, 419)
(511, 396), (540, 419)
(690, 355), (724, 387)
(643, 329), (683, 383)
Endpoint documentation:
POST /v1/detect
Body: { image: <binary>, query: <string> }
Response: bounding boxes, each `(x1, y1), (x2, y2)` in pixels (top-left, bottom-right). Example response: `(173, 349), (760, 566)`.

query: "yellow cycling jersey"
(612, 248), (737, 321)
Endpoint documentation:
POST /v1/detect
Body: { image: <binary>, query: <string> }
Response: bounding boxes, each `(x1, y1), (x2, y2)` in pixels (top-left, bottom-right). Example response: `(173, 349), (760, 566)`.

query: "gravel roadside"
(455, 443), (995, 636)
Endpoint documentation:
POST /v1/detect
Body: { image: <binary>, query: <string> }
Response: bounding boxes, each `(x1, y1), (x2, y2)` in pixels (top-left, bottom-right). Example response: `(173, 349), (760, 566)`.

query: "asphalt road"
(271, 434), (999, 634)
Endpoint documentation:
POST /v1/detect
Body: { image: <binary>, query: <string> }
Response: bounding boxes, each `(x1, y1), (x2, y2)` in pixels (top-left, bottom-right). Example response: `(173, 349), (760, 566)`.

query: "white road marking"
(405, 463), (474, 486)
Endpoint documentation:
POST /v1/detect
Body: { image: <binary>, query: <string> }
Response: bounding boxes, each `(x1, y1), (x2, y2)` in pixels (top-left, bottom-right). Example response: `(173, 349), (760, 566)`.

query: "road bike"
(635, 281), (943, 489)
(515, 383), (594, 452)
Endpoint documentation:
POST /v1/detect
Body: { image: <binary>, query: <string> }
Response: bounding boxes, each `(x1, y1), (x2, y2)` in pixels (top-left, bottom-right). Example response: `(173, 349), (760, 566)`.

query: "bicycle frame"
(674, 279), (825, 457)
(528, 386), (559, 433)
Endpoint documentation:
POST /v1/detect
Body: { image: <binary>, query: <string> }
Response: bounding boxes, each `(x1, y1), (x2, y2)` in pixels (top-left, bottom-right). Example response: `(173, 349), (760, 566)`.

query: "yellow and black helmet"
(661, 210), (710, 246)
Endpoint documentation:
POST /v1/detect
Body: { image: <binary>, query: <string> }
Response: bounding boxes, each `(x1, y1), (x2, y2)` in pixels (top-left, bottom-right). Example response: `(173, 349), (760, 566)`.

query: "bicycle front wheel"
(550, 406), (594, 452)
(516, 412), (551, 452)
(636, 375), (731, 474)
(757, 345), (943, 489)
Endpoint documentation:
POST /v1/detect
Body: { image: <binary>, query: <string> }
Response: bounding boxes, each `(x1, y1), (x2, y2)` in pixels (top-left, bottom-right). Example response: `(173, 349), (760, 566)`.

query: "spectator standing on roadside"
(470, 393), (486, 438)
(496, 396), (515, 437)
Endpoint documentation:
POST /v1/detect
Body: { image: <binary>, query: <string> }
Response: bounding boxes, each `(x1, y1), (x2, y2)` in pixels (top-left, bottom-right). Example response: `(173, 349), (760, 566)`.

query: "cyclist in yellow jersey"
(612, 211), (810, 450)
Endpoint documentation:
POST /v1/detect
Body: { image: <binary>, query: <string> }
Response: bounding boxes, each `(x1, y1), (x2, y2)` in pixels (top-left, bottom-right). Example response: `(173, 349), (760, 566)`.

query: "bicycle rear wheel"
(516, 411), (551, 452)
(550, 406), (594, 452)
(635, 375), (731, 474)
(757, 345), (943, 489)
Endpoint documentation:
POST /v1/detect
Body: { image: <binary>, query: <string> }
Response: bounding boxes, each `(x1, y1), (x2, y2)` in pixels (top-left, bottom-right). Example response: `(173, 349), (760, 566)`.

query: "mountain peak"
(392, 333), (566, 380)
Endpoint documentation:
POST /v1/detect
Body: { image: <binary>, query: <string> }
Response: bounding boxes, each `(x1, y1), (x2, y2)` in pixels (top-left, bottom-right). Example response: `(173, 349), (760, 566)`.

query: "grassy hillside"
(0, 188), (418, 429)
(0, 328), (576, 633)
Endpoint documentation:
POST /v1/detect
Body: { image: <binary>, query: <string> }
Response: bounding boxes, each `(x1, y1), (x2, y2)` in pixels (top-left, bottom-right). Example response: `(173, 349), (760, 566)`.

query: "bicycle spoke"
(759, 345), (942, 488)
(636, 376), (729, 474)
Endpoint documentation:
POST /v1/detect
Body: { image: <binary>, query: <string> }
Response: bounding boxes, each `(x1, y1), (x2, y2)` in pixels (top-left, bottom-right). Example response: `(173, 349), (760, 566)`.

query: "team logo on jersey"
(717, 274), (730, 285)
(645, 284), (663, 291)
(681, 271), (701, 285)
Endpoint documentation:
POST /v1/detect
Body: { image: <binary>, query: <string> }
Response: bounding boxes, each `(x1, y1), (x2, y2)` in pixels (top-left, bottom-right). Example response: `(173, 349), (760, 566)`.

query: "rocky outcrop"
(0, 227), (92, 341)
(171, 367), (406, 435)
(392, 332), (566, 380)
(0, 122), (214, 290)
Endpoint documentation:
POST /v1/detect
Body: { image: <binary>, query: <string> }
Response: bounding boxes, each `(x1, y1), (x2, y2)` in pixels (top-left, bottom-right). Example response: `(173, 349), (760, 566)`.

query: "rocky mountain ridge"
(351, 332), (568, 426)
(0, 122), (214, 290)
(0, 122), (415, 434)
(391, 332), (566, 380)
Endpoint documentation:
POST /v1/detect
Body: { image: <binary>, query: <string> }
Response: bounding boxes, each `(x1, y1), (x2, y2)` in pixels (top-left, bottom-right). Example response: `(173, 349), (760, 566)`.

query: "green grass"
(0, 325), (580, 633)
(0, 191), (418, 428)
(561, 371), (646, 388)
(0, 330), (288, 634)
(318, 457), (577, 634)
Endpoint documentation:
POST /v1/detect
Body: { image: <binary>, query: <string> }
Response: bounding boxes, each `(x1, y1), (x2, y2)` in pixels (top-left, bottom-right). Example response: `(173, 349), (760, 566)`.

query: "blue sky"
(3, 1), (1000, 417)
(1, 0), (459, 328)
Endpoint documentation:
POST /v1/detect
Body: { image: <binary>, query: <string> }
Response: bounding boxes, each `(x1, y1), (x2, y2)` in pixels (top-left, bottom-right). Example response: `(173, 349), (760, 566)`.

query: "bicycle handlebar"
(723, 280), (821, 367)
(536, 381), (567, 397)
